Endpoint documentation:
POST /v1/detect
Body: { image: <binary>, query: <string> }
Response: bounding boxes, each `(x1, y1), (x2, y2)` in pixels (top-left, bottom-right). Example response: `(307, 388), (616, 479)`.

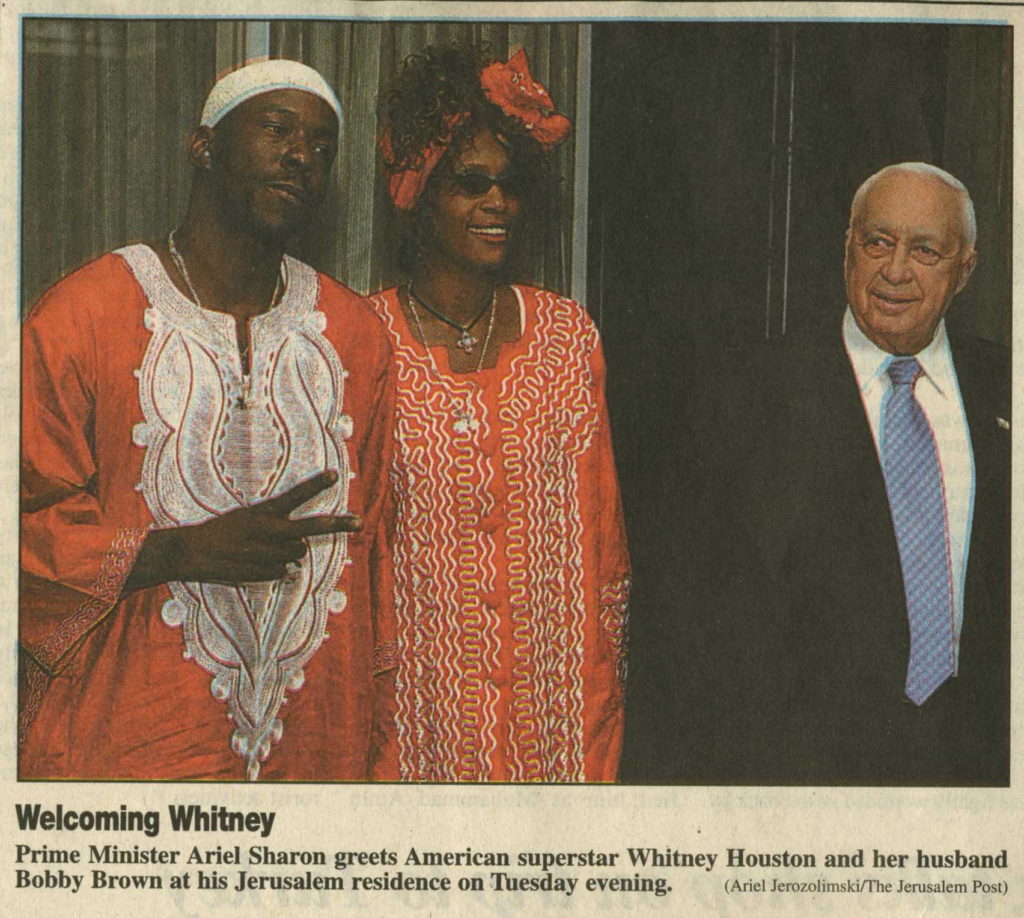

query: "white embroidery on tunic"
(119, 244), (352, 781)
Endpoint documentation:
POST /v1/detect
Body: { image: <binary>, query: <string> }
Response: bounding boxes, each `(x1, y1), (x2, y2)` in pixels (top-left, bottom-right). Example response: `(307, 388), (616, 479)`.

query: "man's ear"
(189, 126), (214, 170)
(955, 248), (978, 295)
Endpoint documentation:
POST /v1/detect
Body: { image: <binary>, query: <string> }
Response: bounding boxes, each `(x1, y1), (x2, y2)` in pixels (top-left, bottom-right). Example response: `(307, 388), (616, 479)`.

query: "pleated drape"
(22, 19), (216, 311)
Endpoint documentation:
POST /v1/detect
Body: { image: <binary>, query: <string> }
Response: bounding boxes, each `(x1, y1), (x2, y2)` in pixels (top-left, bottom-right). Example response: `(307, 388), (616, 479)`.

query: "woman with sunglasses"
(370, 44), (629, 782)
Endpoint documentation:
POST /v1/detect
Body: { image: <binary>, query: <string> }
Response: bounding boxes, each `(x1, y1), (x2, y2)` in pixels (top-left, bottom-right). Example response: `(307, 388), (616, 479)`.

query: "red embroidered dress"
(369, 285), (630, 782)
(20, 246), (397, 781)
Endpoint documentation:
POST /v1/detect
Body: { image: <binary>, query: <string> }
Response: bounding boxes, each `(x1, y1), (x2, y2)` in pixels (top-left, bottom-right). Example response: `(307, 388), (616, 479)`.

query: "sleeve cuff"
(27, 526), (149, 674)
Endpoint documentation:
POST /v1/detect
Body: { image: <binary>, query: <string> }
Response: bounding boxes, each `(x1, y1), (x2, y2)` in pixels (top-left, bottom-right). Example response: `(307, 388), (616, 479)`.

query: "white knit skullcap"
(200, 59), (343, 129)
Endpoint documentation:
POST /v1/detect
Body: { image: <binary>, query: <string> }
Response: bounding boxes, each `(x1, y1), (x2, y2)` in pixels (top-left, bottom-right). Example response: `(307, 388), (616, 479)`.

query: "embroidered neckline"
(394, 284), (530, 381)
(116, 243), (318, 358)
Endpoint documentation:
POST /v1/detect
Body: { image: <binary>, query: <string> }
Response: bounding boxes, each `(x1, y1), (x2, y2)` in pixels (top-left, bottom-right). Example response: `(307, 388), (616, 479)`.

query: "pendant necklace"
(407, 287), (498, 435)
(168, 230), (284, 409)
(409, 285), (495, 353)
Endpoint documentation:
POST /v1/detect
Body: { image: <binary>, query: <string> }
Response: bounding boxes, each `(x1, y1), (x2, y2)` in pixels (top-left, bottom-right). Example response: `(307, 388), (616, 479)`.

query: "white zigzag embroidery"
(371, 287), (598, 782)
(120, 244), (353, 780)
(371, 291), (500, 781)
(599, 577), (631, 687)
(500, 288), (597, 782)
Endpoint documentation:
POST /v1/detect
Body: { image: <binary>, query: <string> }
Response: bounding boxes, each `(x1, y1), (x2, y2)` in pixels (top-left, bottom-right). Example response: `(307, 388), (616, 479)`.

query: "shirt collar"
(842, 306), (954, 399)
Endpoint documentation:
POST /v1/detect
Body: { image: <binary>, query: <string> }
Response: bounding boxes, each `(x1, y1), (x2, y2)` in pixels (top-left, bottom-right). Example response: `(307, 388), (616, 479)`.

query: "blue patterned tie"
(881, 358), (955, 706)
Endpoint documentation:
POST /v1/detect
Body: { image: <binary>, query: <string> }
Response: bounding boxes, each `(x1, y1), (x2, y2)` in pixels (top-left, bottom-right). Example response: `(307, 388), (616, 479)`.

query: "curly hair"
(379, 43), (554, 273)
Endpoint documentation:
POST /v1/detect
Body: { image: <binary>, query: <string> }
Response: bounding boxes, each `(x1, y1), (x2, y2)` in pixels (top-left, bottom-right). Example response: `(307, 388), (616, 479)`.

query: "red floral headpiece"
(381, 48), (572, 211)
(480, 49), (572, 152)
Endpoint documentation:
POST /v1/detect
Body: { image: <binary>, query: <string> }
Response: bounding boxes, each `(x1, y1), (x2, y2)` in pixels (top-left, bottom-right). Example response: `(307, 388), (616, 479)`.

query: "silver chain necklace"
(408, 285), (495, 353)
(407, 287), (498, 435)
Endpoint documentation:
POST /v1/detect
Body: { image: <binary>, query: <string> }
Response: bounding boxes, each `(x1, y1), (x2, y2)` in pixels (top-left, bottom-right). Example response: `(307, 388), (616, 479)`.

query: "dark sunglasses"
(446, 169), (528, 198)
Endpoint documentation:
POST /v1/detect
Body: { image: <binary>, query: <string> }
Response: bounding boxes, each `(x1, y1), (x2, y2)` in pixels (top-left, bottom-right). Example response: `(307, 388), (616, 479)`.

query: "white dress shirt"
(842, 307), (975, 658)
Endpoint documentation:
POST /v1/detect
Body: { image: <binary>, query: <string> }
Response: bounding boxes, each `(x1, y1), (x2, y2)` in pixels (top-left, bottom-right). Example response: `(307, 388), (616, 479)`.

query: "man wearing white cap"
(20, 60), (398, 781)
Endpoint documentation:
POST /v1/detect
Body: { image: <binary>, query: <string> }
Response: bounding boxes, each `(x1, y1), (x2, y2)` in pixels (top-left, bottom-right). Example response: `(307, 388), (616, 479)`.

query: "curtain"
(587, 22), (1011, 348)
(21, 18), (580, 313)
(21, 19), (217, 312)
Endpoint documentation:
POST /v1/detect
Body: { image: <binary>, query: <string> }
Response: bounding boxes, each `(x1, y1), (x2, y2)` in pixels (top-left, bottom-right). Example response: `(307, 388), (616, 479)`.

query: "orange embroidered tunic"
(20, 247), (398, 781)
(369, 286), (630, 782)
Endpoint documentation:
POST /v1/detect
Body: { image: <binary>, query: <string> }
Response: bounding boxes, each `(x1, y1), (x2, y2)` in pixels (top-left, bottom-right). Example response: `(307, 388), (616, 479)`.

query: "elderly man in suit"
(624, 163), (1008, 786)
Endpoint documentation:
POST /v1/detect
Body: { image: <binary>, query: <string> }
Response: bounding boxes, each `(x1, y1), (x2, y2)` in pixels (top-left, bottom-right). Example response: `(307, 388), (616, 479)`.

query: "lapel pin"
(996, 417), (1009, 430)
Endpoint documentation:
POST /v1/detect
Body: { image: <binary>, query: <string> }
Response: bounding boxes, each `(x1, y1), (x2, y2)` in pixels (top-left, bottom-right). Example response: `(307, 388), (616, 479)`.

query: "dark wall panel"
(589, 22), (1011, 540)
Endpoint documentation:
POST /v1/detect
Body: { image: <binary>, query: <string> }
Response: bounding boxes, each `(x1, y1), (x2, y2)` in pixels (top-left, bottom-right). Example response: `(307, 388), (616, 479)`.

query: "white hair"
(849, 162), (976, 248)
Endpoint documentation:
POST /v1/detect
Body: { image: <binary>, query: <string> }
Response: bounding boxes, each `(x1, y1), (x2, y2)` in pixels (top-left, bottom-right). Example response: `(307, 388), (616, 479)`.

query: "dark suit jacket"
(623, 315), (1009, 786)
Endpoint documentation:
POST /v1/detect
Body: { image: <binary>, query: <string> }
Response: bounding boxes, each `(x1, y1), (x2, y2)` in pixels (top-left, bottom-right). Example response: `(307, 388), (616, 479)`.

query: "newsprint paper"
(0, 1), (1021, 916)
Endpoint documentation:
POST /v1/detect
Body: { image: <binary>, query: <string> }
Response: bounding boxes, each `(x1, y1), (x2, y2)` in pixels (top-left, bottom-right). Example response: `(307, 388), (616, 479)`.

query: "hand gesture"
(125, 471), (360, 592)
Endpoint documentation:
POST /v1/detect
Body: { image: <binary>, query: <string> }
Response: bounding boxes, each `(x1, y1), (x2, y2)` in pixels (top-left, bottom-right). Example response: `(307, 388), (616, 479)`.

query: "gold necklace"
(167, 230), (285, 408)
